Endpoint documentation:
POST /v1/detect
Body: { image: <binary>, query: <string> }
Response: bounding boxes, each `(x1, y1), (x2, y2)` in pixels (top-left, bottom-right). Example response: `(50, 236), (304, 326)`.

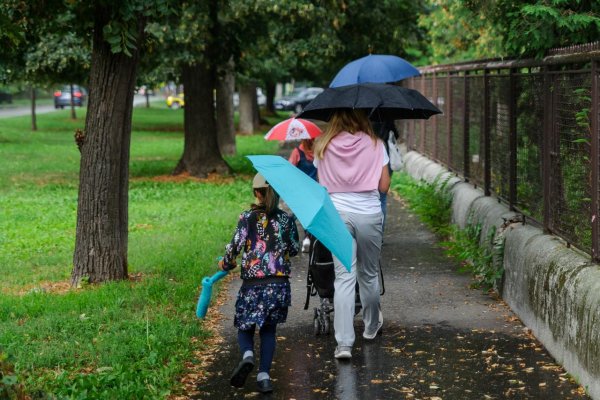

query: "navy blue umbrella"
(329, 54), (420, 88)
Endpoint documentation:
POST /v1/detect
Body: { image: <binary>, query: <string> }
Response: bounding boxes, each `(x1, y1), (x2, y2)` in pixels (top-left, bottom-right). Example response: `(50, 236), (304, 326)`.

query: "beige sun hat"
(252, 173), (269, 189)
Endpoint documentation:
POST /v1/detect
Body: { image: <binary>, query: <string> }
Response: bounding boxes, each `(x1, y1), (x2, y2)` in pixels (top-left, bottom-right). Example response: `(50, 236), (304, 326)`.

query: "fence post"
(542, 67), (552, 234)
(420, 74), (426, 152)
(433, 73), (439, 160)
(463, 72), (470, 180)
(447, 72), (453, 168)
(484, 69), (491, 196)
(591, 60), (599, 261)
(509, 68), (518, 210)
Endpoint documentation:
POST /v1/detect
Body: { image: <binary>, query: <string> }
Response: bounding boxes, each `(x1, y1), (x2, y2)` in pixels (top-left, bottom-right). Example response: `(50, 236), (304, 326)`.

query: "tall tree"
(71, 1), (175, 284)
(163, 1), (230, 177)
(216, 58), (236, 155)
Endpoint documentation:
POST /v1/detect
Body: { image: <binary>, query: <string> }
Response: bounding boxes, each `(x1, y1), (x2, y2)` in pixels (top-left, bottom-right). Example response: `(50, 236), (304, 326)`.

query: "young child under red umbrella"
(288, 138), (317, 252)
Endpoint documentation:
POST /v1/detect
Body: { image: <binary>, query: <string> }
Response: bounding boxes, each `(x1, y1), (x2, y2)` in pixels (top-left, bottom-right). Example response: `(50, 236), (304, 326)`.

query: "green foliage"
(441, 221), (505, 290)
(419, 0), (504, 63)
(392, 173), (505, 290)
(0, 351), (26, 400)
(420, 0), (600, 62)
(391, 172), (453, 234)
(0, 107), (279, 397)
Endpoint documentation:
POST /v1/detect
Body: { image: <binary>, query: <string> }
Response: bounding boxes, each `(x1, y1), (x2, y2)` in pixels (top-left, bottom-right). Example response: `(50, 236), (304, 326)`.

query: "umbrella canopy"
(297, 83), (442, 122)
(247, 155), (353, 271)
(264, 118), (322, 141)
(329, 54), (420, 88)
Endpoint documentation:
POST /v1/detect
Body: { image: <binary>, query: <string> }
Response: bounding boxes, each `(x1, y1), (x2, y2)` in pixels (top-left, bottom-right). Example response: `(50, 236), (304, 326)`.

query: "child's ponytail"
(251, 173), (280, 216)
(253, 187), (280, 216)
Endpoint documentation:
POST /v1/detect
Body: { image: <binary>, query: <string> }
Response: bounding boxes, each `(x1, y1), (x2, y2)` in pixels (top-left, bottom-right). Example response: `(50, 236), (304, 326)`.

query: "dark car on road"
(274, 87), (324, 114)
(54, 85), (87, 109)
(0, 91), (12, 104)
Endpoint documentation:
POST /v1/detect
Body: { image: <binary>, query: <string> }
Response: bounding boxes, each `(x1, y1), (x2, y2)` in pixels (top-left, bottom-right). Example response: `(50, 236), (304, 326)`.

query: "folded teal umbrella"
(247, 155), (353, 271)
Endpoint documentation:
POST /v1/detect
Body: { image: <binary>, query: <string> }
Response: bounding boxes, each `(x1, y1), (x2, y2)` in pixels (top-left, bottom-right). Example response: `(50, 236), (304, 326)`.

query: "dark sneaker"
(256, 378), (273, 393)
(230, 356), (255, 388)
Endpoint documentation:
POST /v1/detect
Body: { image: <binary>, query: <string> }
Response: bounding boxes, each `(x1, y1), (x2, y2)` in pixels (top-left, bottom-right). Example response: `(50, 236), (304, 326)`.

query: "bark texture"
(173, 62), (230, 177)
(216, 59), (236, 156)
(238, 83), (256, 135)
(30, 86), (37, 131)
(265, 82), (276, 115)
(72, 12), (140, 285)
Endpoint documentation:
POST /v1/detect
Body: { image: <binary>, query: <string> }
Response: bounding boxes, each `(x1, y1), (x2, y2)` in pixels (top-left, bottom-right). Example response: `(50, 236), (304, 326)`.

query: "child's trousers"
(238, 324), (277, 374)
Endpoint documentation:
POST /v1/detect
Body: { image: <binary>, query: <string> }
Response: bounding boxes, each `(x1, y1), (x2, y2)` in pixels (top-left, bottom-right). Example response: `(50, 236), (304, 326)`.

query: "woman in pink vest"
(313, 109), (390, 359)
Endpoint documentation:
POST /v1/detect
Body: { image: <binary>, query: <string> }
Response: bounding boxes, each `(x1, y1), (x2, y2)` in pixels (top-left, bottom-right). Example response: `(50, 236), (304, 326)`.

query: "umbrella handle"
(196, 269), (229, 319)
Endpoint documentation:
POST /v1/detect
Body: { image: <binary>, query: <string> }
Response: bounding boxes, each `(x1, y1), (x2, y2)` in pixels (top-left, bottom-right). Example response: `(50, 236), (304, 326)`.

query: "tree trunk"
(72, 12), (141, 285)
(252, 85), (261, 129)
(145, 91), (150, 108)
(173, 62), (230, 177)
(30, 86), (37, 131)
(265, 82), (276, 115)
(216, 58), (236, 156)
(238, 83), (256, 135)
(69, 83), (76, 120)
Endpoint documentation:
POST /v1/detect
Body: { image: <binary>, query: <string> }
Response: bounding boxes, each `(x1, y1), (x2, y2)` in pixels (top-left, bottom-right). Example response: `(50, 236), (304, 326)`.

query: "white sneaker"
(334, 346), (352, 359)
(302, 237), (310, 253)
(363, 310), (383, 340)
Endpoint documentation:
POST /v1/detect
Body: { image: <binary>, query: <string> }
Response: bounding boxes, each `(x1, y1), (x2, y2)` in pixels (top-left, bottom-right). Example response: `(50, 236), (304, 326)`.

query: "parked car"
(166, 93), (184, 109)
(274, 87), (324, 113)
(0, 91), (13, 104)
(54, 85), (87, 109)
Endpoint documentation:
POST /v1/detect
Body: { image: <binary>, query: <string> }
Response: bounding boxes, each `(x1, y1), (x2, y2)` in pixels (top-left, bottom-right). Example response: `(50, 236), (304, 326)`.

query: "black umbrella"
(297, 83), (441, 122)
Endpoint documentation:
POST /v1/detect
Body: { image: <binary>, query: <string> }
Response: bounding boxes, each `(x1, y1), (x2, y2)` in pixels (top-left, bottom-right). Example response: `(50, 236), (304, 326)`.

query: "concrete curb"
(403, 150), (600, 399)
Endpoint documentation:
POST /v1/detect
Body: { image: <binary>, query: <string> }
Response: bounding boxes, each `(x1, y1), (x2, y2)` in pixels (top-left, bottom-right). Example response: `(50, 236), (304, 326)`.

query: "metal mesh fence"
(549, 71), (592, 250)
(449, 75), (464, 172)
(489, 72), (511, 200)
(403, 49), (598, 258)
(423, 77), (435, 157)
(515, 71), (545, 222)
(468, 75), (485, 187)
(436, 75), (449, 165)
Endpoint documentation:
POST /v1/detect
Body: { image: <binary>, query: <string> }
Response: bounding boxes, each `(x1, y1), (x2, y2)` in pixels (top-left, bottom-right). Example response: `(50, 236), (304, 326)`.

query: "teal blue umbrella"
(247, 155), (353, 271)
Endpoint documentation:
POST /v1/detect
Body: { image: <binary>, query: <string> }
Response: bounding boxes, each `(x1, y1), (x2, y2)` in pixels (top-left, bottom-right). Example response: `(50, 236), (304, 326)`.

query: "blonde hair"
(314, 109), (376, 159)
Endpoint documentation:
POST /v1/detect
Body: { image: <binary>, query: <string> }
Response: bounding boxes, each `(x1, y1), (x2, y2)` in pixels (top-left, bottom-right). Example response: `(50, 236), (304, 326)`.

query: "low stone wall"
(403, 151), (600, 399)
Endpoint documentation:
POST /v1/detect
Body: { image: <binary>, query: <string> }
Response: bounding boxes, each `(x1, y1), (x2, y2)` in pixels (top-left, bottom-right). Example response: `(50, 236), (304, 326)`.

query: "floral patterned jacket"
(222, 208), (299, 280)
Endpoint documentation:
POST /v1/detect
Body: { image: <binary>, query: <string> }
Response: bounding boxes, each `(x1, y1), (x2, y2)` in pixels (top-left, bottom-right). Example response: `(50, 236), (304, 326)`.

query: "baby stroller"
(303, 235), (385, 336)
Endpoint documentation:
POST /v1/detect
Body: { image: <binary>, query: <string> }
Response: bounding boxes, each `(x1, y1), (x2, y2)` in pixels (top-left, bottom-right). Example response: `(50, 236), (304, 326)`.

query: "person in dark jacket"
(370, 119), (398, 231)
(288, 138), (317, 251)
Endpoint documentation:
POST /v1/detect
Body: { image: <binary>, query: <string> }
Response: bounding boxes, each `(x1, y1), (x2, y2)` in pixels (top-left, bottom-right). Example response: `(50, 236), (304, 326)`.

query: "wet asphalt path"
(195, 195), (590, 400)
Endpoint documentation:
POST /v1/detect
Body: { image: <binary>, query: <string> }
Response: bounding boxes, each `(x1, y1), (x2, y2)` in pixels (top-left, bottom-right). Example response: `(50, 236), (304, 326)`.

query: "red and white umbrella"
(264, 118), (322, 141)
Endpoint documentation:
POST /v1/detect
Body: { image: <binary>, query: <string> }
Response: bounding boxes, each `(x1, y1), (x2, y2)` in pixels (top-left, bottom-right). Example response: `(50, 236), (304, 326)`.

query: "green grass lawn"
(0, 107), (282, 398)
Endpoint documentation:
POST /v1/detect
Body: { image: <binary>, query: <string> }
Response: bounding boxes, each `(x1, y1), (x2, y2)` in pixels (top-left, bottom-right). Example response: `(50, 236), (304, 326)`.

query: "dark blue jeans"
(238, 324), (277, 374)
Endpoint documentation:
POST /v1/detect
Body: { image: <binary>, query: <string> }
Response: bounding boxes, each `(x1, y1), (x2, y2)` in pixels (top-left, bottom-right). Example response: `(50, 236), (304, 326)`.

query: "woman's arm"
(378, 164), (390, 193)
(288, 148), (300, 166)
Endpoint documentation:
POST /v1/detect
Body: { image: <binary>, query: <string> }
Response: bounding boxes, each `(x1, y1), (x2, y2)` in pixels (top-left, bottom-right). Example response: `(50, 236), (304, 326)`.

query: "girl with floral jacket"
(220, 173), (299, 393)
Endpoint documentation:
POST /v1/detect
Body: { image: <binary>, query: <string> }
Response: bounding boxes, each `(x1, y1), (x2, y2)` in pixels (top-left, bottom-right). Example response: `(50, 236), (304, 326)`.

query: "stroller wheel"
(313, 308), (321, 336)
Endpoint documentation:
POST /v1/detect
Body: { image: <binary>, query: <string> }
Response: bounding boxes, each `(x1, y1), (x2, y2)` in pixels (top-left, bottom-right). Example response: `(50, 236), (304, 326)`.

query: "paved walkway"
(195, 194), (590, 399)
